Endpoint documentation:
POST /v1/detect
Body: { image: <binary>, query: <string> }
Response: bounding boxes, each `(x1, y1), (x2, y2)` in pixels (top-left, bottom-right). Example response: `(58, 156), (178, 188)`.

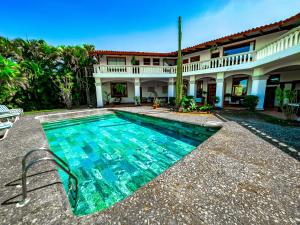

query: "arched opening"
(223, 74), (252, 107)
(140, 79), (169, 104)
(101, 78), (135, 105)
(264, 65), (300, 115)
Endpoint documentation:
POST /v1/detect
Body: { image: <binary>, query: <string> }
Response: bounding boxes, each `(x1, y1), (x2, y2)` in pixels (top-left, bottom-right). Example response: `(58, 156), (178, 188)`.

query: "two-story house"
(92, 12), (300, 111)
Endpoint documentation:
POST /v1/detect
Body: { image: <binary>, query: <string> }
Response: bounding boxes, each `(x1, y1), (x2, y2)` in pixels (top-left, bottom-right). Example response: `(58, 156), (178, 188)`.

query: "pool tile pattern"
(42, 112), (218, 215)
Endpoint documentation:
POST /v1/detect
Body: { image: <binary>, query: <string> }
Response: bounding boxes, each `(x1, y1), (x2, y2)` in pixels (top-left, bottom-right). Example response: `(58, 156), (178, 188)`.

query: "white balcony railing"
(256, 25), (300, 60)
(183, 51), (255, 72)
(94, 51), (255, 75)
(94, 65), (177, 74)
(94, 25), (300, 76)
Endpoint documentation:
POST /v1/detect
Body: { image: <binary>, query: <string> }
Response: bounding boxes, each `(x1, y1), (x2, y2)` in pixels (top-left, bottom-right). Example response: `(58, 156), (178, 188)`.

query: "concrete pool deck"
(0, 107), (299, 224)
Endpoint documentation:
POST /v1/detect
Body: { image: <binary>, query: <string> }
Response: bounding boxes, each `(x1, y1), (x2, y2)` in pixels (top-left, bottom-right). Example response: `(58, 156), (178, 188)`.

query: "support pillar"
(95, 77), (103, 107)
(188, 75), (196, 97)
(215, 72), (225, 108)
(168, 78), (175, 101)
(251, 68), (268, 110)
(134, 78), (140, 97)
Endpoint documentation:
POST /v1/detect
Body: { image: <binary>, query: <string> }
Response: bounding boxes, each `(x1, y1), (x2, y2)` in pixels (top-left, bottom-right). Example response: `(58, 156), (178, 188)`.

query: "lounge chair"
(0, 121), (13, 141)
(0, 105), (23, 122)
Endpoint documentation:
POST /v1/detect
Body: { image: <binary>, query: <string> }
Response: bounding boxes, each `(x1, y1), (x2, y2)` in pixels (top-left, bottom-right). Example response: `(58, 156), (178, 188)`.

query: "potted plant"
(134, 96), (141, 106)
(153, 98), (160, 109)
(243, 95), (259, 111)
(131, 56), (137, 65)
(224, 93), (231, 105)
(103, 91), (111, 105)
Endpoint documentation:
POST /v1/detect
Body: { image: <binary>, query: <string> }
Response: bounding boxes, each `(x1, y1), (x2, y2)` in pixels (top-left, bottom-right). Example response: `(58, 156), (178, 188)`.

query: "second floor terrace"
(93, 24), (300, 78)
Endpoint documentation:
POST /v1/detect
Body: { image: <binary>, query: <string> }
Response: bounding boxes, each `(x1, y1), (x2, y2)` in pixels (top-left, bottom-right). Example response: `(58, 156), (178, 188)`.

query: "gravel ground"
(0, 107), (299, 225)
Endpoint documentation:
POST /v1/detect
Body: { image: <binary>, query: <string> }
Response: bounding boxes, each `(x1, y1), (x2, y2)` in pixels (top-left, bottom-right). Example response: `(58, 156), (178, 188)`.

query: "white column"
(188, 76), (196, 97)
(168, 78), (175, 100)
(134, 78), (140, 97)
(215, 72), (224, 108)
(95, 77), (103, 107)
(251, 77), (267, 110)
(251, 68), (268, 110)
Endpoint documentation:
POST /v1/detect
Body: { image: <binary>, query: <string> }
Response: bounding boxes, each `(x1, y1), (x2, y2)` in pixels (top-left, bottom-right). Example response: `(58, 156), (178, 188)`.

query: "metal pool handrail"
(16, 147), (79, 209)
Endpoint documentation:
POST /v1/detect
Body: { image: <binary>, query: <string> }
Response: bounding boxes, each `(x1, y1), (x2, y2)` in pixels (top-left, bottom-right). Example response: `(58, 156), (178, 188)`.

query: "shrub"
(198, 103), (213, 112)
(243, 95), (259, 111)
(169, 97), (176, 106)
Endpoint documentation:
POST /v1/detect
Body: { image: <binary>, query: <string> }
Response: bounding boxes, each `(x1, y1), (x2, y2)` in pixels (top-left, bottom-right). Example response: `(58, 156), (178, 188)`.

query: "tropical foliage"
(0, 37), (96, 111)
(275, 87), (299, 120)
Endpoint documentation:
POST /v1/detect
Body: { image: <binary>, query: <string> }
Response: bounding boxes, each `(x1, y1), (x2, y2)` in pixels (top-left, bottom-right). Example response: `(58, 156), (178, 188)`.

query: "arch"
(101, 78), (134, 84)
(224, 70), (252, 78)
(141, 78), (168, 84)
(264, 59), (300, 74)
(195, 75), (216, 80)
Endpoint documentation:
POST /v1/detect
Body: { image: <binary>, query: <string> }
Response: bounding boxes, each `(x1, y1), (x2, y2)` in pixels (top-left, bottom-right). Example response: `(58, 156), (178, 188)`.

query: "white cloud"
(90, 0), (300, 52)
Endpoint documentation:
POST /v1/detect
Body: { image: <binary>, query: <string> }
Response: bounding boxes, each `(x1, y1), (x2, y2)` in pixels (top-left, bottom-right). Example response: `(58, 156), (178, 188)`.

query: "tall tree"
(175, 16), (183, 107)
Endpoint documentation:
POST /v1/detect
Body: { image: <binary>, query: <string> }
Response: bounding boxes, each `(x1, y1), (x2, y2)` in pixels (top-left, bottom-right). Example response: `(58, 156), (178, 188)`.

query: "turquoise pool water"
(42, 111), (219, 216)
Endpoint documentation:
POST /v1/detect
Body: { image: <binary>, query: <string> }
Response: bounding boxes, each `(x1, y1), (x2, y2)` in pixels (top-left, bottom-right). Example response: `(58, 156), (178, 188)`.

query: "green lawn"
(24, 108), (67, 116)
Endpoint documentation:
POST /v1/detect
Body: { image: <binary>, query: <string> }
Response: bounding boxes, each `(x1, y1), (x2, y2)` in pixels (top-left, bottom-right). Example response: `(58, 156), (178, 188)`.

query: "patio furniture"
(0, 105), (23, 122)
(113, 97), (121, 105)
(0, 121), (13, 141)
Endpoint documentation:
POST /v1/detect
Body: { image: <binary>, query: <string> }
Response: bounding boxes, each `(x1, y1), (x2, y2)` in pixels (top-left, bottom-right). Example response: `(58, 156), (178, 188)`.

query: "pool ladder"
(16, 147), (79, 209)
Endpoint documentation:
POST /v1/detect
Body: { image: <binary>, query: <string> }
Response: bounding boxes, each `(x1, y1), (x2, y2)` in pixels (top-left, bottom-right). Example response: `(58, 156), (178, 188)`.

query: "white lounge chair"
(0, 121), (13, 141)
(0, 105), (23, 122)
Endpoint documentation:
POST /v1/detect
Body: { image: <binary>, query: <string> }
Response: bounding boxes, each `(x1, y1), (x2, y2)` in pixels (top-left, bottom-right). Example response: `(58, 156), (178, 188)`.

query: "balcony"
(93, 25), (300, 78)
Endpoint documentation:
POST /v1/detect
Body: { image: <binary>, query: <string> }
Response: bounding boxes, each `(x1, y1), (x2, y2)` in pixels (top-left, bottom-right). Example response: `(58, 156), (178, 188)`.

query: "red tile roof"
(91, 12), (300, 57)
(90, 50), (176, 57)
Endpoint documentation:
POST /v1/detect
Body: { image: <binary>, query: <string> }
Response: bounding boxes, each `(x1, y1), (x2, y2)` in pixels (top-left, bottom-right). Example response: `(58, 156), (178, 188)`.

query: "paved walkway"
(218, 109), (300, 160)
(0, 107), (299, 224)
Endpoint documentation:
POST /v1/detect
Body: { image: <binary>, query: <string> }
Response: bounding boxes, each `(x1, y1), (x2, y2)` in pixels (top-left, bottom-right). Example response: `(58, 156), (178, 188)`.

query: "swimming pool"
(42, 111), (219, 216)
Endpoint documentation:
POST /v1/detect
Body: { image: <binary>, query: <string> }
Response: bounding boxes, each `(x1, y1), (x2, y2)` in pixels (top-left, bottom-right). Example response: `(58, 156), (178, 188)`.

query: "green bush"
(168, 97), (176, 106)
(198, 104), (213, 112)
(0, 37), (96, 110)
(180, 96), (197, 112)
(243, 95), (259, 111)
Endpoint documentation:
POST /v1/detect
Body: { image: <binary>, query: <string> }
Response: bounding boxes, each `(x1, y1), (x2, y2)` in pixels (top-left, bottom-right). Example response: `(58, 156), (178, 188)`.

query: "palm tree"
(0, 56), (27, 103)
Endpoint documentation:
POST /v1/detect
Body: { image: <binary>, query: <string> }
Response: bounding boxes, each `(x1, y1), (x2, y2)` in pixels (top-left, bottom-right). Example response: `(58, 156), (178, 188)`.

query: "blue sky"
(1, 0), (300, 51)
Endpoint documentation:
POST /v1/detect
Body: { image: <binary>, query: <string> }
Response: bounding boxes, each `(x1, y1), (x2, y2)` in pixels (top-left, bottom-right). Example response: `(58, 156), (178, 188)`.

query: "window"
(163, 59), (177, 66)
(153, 58), (160, 66)
(111, 83), (128, 97)
(232, 77), (248, 97)
(211, 52), (220, 58)
(183, 59), (189, 64)
(190, 55), (200, 62)
(143, 58), (151, 65)
(223, 42), (253, 56)
(267, 74), (280, 85)
(107, 57), (126, 65)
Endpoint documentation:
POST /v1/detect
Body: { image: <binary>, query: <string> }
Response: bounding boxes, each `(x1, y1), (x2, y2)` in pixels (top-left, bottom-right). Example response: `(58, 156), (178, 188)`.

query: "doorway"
(207, 83), (216, 104)
(264, 86), (277, 108)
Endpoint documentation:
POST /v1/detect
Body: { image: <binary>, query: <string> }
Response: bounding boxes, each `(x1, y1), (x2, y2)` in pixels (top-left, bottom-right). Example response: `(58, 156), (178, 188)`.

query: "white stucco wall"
(141, 81), (168, 98)
(255, 30), (286, 49)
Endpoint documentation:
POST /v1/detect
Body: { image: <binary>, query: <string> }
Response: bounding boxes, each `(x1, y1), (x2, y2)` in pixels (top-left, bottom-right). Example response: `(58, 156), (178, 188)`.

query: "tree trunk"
(175, 16), (183, 108)
(84, 67), (91, 106)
